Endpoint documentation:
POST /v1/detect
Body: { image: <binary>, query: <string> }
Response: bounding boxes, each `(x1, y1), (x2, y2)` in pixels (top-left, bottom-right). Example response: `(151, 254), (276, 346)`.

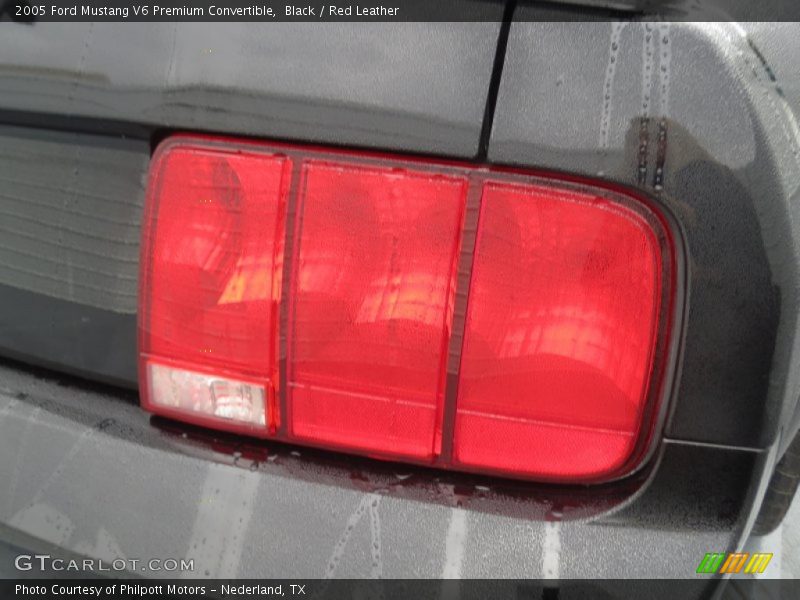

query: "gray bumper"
(0, 361), (759, 585)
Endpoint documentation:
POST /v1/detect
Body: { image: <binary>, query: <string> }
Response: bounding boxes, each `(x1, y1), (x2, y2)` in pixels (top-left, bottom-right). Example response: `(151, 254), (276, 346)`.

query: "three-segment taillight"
(139, 136), (675, 483)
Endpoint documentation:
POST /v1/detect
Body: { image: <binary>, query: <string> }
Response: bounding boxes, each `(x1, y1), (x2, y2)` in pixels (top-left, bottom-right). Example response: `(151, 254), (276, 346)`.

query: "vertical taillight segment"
(453, 182), (664, 480)
(139, 136), (674, 483)
(287, 162), (466, 459)
(139, 142), (290, 435)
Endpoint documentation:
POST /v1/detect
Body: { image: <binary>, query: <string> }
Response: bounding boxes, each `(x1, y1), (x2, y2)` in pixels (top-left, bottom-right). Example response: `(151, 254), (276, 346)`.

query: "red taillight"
(453, 182), (663, 479)
(139, 144), (290, 434)
(139, 136), (674, 483)
(288, 162), (467, 459)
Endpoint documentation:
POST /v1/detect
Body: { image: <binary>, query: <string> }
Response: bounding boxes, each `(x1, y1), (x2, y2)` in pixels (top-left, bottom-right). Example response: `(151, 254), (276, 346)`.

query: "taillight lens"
(139, 144), (290, 434)
(288, 162), (466, 459)
(139, 136), (673, 483)
(453, 182), (663, 479)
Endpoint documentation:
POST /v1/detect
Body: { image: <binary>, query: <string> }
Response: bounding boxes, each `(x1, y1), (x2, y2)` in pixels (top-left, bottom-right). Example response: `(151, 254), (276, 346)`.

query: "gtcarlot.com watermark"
(14, 554), (194, 573)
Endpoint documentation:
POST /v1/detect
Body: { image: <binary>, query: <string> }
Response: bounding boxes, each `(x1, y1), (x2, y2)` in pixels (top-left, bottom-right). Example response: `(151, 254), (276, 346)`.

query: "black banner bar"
(3, 579), (800, 600)
(2, 0), (800, 22)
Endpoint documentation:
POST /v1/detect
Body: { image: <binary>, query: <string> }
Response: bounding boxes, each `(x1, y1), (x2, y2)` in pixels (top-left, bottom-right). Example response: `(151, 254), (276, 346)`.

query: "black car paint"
(0, 360), (770, 585)
(0, 12), (798, 584)
(0, 19), (502, 387)
(491, 18), (800, 455)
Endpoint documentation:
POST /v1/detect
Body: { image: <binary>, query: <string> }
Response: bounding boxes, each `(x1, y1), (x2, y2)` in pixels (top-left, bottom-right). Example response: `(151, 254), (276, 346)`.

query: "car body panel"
(491, 17), (800, 453)
(0, 20), (502, 387)
(0, 22), (501, 157)
(0, 362), (766, 583)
